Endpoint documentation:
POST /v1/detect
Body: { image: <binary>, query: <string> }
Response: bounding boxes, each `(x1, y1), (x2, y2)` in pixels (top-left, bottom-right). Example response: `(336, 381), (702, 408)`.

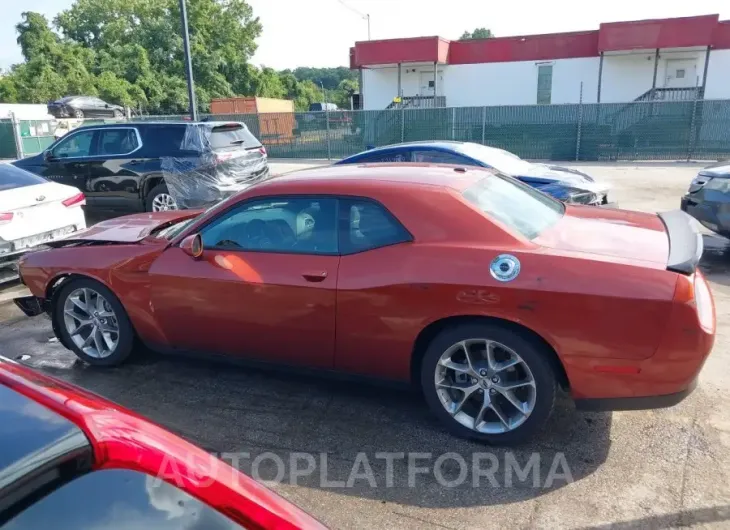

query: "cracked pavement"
(0, 161), (729, 529)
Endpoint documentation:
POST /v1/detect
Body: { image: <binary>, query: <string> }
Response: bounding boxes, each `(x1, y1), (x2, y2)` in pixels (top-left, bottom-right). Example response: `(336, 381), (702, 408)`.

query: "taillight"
(694, 272), (715, 332)
(259, 146), (267, 156)
(63, 192), (86, 207)
(0, 212), (13, 225)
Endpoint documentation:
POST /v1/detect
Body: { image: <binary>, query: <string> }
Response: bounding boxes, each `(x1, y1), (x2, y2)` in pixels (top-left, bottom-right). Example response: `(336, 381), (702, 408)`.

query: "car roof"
(67, 121), (245, 131)
(263, 162), (491, 192)
(0, 356), (323, 529)
(336, 141), (469, 163)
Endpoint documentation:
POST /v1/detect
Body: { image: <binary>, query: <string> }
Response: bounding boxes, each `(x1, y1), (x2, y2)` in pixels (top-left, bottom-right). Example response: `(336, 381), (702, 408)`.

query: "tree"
(459, 28), (494, 40)
(0, 2), (357, 114)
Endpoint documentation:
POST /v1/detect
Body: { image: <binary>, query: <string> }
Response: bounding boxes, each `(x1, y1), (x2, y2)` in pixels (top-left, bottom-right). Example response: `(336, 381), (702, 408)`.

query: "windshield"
(457, 143), (535, 176)
(209, 124), (261, 150)
(0, 164), (47, 191)
(462, 174), (564, 239)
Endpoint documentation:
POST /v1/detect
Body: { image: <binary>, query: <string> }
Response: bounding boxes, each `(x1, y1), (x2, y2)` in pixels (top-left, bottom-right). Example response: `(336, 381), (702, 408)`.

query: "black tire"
(53, 278), (135, 366)
(145, 182), (177, 212)
(73, 109), (84, 119)
(420, 323), (557, 445)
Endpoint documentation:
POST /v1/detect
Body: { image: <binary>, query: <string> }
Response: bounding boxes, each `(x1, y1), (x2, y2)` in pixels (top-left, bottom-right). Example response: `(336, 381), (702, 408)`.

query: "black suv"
(13, 121), (269, 212)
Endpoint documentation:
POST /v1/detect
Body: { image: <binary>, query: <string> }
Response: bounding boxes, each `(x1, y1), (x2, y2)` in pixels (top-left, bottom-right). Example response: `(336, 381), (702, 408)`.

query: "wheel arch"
(141, 173), (165, 199)
(410, 315), (569, 390)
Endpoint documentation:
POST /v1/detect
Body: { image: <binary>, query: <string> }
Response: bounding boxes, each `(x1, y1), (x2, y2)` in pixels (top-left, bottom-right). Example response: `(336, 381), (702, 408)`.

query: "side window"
(142, 126), (188, 156)
(3, 468), (245, 530)
(201, 197), (338, 254)
(359, 151), (411, 163)
(340, 198), (411, 254)
(412, 150), (469, 164)
(97, 129), (140, 156)
(52, 130), (96, 158)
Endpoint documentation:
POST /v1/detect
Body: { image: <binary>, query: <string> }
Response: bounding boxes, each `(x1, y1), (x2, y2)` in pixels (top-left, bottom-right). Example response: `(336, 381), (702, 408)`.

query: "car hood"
(699, 161), (730, 178)
(12, 154), (45, 168)
(47, 211), (200, 245)
(534, 205), (669, 267)
(518, 164), (609, 194)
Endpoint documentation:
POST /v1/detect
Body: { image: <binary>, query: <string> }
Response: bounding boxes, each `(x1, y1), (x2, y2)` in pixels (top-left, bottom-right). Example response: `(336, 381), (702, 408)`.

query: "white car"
(0, 163), (87, 282)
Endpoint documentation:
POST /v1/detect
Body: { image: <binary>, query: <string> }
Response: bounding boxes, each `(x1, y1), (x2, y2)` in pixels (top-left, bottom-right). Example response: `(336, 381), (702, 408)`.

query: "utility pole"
(179, 0), (198, 121)
(338, 0), (371, 40)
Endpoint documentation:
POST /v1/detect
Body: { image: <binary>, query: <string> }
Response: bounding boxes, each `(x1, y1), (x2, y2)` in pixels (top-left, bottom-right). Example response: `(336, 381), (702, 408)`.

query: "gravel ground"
(1, 161), (729, 529)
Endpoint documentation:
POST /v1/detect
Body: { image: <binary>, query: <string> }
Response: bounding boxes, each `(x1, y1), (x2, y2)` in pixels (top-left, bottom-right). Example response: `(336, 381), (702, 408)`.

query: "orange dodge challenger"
(14, 164), (715, 445)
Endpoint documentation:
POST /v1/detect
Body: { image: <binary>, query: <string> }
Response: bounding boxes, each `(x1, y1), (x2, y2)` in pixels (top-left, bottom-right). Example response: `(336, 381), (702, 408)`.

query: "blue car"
(336, 141), (611, 205)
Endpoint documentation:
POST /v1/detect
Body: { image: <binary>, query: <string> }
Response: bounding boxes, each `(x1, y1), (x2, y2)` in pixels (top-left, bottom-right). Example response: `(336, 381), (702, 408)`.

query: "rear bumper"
(575, 377), (697, 411)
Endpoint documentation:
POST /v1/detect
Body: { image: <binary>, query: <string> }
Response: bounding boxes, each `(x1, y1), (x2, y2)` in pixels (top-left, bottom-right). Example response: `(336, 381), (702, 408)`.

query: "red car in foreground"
(14, 164), (715, 444)
(0, 355), (324, 529)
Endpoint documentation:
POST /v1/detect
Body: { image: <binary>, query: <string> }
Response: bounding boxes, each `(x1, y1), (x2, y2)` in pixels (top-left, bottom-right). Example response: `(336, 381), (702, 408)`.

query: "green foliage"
(0, 2), (358, 115)
(459, 28), (494, 40)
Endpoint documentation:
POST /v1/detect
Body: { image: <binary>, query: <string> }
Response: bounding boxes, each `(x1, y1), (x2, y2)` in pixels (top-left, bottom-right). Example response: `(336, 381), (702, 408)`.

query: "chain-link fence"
(4, 99), (730, 161)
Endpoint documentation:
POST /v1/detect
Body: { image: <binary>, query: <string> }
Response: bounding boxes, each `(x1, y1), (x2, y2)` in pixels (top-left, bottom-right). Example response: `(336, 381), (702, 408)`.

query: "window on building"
(536, 64), (553, 105)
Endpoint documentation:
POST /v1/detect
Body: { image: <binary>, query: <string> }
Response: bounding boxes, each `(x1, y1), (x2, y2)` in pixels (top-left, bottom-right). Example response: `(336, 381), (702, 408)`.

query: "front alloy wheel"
(63, 287), (119, 358)
(55, 278), (135, 366)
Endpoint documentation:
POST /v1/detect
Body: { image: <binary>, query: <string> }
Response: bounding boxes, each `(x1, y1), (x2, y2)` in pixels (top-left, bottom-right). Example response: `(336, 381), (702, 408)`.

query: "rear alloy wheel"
(55, 278), (135, 366)
(421, 323), (557, 445)
(146, 183), (178, 212)
(113, 109), (124, 118)
(73, 109), (84, 119)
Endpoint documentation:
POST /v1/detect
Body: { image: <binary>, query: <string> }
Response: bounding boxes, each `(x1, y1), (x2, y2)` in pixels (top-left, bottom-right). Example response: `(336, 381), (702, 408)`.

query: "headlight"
(702, 177), (730, 193)
(563, 188), (598, 205)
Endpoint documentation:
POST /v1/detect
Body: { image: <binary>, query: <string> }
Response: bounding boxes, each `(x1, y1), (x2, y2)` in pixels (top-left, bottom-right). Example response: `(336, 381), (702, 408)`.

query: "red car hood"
(534, 205), (669, 267)
(51, 211), (201, 244)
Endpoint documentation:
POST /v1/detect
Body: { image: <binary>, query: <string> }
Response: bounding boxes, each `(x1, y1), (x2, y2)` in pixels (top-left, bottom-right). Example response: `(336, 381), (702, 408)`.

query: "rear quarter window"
(0, 164), (47, 191)
(141, 125), (191, 156)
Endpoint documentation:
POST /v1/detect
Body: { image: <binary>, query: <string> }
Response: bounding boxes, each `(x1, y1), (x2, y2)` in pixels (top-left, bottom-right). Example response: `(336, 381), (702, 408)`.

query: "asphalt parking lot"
(1, 161), (730, 529)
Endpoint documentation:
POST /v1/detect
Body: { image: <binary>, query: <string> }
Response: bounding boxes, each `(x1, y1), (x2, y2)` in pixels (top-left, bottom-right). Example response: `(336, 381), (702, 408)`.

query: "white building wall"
(600, 49), (706, 103)
(361, 48), (730, 110)
(704, 49), (730, 100)
(362, 66), (445, 110)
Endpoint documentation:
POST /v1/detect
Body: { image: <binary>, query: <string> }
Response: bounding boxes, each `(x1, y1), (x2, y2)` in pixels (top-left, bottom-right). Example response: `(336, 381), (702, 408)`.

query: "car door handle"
(302, 271), (328, 282)
(128, 160), (143, 165)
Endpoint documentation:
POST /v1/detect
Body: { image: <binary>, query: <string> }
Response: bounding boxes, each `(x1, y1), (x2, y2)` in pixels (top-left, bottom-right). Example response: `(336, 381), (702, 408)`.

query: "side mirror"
(180, 233), (204, 259)
(44, 150), (55, 161)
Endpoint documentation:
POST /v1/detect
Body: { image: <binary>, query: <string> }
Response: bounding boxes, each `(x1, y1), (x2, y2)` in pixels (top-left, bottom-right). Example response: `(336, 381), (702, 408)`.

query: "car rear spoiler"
(659, 210), (703, 275)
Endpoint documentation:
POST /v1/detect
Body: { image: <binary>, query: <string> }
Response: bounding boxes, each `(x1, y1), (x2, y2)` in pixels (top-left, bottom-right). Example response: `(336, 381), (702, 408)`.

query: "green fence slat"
(3, 101), (730, 162)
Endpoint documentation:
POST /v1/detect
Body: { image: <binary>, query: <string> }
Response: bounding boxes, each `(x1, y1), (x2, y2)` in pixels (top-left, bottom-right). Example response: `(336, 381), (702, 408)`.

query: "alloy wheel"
(434, 339), (537, 434)
(151, 193), (178, 211)
(63, 287), (119, 359)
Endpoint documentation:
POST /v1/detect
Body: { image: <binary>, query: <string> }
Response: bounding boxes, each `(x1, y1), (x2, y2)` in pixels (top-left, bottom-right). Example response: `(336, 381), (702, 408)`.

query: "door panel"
(664, 59), (698, 89)
(149, 248), (339, 368)
(42, 129), (97, 191)
(85, 128), (145, 209)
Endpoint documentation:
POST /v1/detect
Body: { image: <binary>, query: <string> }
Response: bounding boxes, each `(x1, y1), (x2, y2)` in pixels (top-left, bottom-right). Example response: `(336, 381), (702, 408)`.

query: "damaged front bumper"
(14, 296), (49, 317)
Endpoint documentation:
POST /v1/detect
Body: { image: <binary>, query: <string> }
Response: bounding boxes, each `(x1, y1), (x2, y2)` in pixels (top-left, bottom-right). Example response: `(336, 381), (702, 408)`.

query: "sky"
(2, 0), (730, 71)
